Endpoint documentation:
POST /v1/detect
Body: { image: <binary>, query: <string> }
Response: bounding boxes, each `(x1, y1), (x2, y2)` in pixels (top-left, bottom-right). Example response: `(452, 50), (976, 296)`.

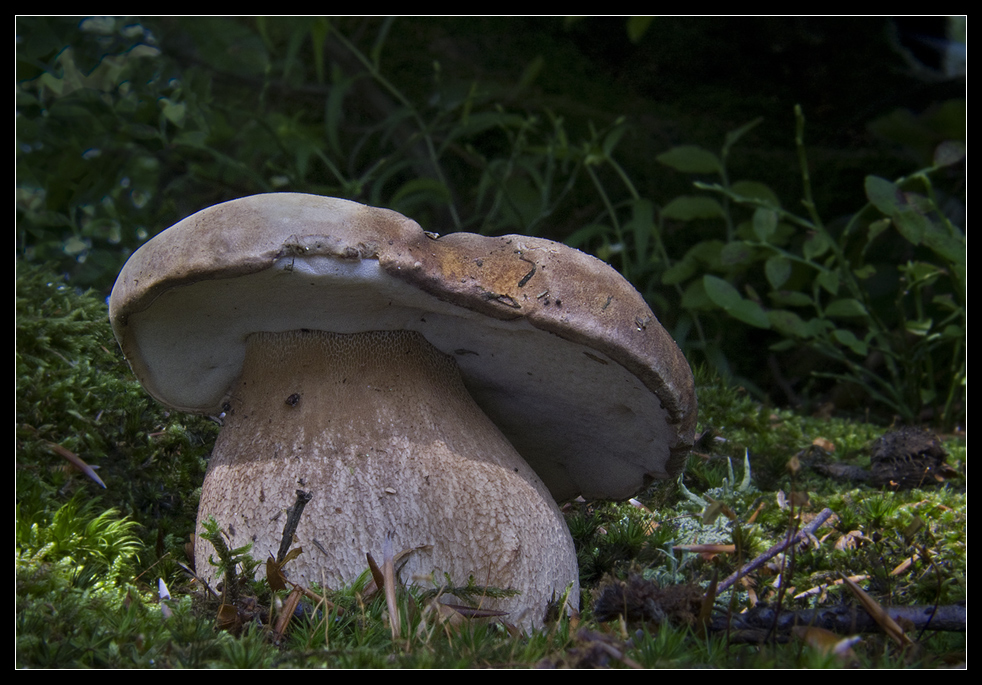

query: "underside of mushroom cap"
(110, 193), (696, 501)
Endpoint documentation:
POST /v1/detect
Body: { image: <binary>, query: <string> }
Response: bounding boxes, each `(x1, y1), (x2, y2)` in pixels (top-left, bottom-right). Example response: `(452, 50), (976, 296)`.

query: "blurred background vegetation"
(17, 16), (965, 427)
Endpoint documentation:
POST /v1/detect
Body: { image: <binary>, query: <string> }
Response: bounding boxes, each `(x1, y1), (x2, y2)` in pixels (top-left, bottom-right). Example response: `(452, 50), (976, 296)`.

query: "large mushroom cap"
(110, 192), (696, 501)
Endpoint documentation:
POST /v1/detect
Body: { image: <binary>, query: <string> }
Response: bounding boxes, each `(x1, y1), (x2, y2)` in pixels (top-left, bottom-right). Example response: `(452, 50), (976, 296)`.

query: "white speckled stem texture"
(195, 329), (578, 629)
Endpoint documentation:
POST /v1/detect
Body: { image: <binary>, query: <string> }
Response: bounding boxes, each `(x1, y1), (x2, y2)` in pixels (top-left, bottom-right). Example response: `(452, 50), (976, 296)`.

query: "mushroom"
(109, 193), (696, 628)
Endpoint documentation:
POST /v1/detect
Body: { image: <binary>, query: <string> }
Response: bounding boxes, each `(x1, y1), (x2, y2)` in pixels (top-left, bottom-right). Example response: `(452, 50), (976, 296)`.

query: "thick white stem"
(195, 329), (578, 628)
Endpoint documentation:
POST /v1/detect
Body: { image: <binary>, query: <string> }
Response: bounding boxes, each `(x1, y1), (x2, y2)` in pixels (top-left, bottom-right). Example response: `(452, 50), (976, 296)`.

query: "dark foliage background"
(16, 16), (965, 426)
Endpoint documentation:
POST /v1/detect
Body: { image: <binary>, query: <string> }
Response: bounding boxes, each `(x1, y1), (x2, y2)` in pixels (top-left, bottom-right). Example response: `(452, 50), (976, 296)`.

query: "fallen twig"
(276, 489), (312, 563)
(706, 603), (965, 642)
(717, 507), (834, 594)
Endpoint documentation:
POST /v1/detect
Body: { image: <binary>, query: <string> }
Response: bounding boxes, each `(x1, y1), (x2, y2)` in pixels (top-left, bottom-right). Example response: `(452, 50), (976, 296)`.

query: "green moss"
(16, 264), (218, 551)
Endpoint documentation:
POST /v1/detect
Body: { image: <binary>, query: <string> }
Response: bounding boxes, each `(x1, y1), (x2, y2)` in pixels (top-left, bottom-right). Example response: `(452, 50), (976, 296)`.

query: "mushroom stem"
(195, 329), (579, 628)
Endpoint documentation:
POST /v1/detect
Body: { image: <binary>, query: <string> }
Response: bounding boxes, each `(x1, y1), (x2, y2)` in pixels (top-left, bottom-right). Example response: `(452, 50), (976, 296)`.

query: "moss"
(16, 263), (217, 581)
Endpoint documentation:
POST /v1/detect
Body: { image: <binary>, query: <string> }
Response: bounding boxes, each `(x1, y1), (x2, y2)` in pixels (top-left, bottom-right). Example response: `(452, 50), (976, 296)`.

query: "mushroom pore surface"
(197, 328), (579, 628)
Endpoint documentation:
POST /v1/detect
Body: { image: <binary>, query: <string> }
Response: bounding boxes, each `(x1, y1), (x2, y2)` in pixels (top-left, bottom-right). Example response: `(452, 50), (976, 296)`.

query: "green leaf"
(752, 207), (778, 241)
(933, 141), (966, 168)
(564, 223), (610, 249)
(729, 299), (771, 329)
(685, 239), (725, 267)
(731, 180), (781, 208)
(723, 117), (764, 153)
(941, 324), (964, 339)
(517, 55), (545, 91)
(832, 328), (868, 356)
(656, 145), (721, 174)
(662, 195), (725, 221)
(816, 269), (839, 295)
(663, 240), (725, 284)
(900, 261), (944, 285)
(931, 293), (959, 312)
(625, 198), (655, 262)
(63, 235), (89, 256)
(892, 208), (929, 245)
(824, 298), (868, 318)
(865, 175), (903, 214)
(764, 255), (791, 289)
(158, 98), (186, 127)
(905, 318), (933, 336)
(680, 279), (712, 311)
(703, 275), (771, 329)
(602, 122), (628, 157)
(920, 219), (966, 265)
(769, 290), (812, 307)
(662, 259), (695, 285)
(863, 218), (891, 254)
(853, 264), (876, 279)
(390, 177), (451, 206)
(769, 339), (797, 352)
(768, 309), (813, 338)
(720, 241), (753, 266)
(802, 231), (829, 260)
(309, 18), (330, 83)
(324, 73), (359, 155)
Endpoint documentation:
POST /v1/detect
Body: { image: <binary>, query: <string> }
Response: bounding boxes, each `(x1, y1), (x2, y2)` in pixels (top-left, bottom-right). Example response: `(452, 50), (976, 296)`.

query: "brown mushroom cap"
(109, 193), (696, 501)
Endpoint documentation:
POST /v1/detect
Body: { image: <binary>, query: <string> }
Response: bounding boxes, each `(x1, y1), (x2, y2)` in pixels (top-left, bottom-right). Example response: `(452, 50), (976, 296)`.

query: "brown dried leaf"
(835, 530), (870, 551)
(840, 574), (913, 647)
(789, 490), (811, 507)
(365, 551), (384, 596)
(45, 441), (106, 488)
(383, 533), (400, 641)
(272, 584), (304, 643)
(746, 500), (766, 524)
(215, 603), (240, 633)
(266, 555), (287, 592)
(890, 554), (921, 576)
(793, 626), (860, 664)
(674, 543), (736, 555)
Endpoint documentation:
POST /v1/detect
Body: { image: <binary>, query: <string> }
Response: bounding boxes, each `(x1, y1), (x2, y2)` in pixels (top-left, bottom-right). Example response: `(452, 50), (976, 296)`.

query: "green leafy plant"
(199, 515), (262, 600)
(309, 18), (653, 246)
(680, 450), (755, 509)
(17, 17), (656, 294)
(15, 495), (153, 667)
(654, 107), (964, 427)
(17, 496), (143, 591)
